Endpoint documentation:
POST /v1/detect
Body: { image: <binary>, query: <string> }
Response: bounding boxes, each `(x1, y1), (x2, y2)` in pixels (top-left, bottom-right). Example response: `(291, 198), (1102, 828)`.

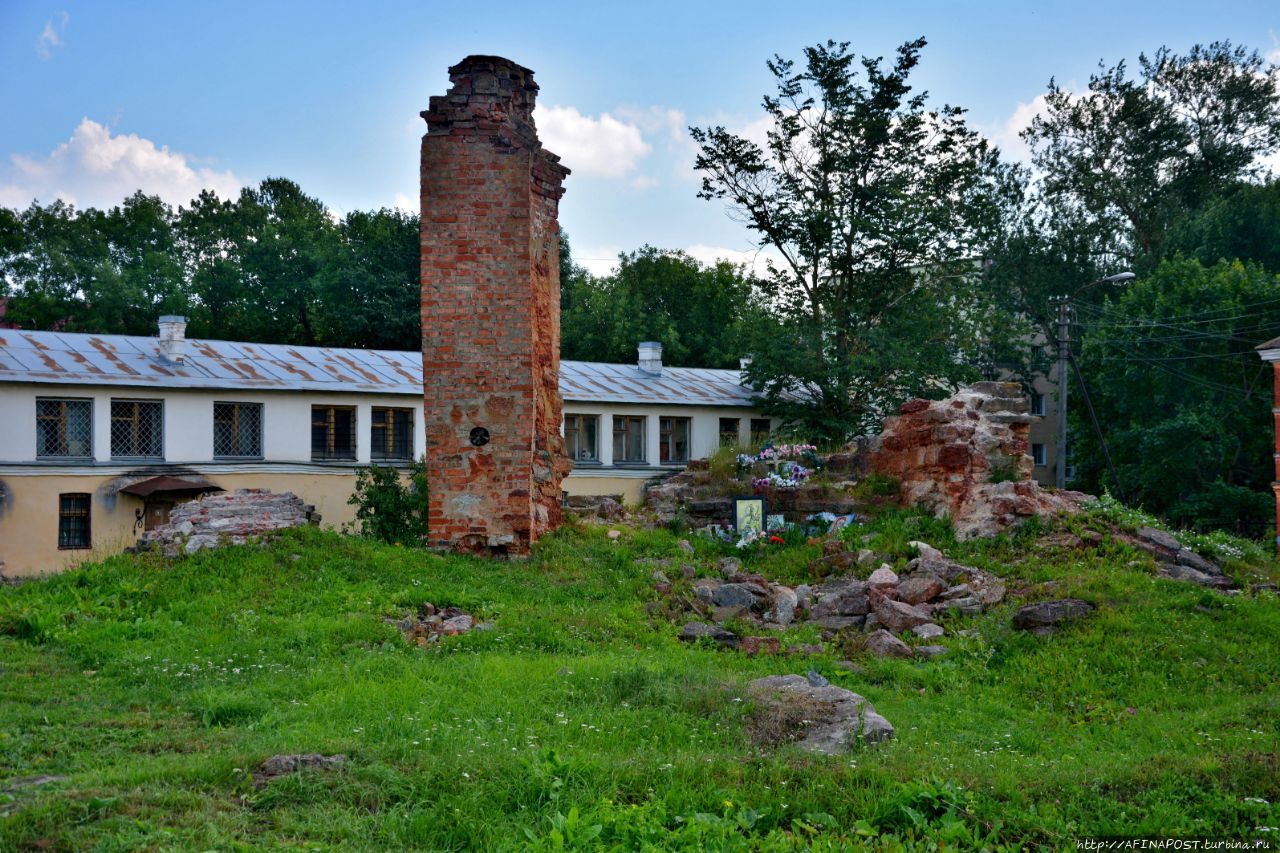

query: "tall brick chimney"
(420, 55), (572, 555)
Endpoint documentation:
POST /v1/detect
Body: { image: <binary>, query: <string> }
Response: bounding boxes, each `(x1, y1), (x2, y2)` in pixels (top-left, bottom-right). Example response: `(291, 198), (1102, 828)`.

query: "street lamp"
(1053, 271), (1135, 491)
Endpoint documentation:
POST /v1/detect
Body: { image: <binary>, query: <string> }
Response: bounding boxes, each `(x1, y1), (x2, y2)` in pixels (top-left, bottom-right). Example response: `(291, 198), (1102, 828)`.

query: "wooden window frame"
(564, 414), (600, 464)
(311, 405), (357, 461)
(370, 407), (413, 461)
(213, 401), (264, 459)
(718, 417), (740, 448)
(659, 416), (691, 465)
(612, 415), (646, 464)
(110, 399), (164, 460)
(35, 398), (93, 459)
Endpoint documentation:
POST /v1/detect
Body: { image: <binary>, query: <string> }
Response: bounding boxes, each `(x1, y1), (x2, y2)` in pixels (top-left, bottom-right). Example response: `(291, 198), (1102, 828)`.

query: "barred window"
(213, 402), (263, 458)
(36, 398), (93, 458)
(312, 406), (356, 460)
(110, 400), (163, 459)
(58, 493), (91, 549)
(659, 417), (691, 465)
(371, 407), (413, 460)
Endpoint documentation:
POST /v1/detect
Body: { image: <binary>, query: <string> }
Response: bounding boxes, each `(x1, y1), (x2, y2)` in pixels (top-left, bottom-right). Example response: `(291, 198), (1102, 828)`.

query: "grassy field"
(1, 507), (1278, 850)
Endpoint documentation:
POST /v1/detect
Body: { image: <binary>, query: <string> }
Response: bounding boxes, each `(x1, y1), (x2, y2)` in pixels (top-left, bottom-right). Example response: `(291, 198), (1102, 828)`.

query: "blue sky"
(2, 1), (1278, 274)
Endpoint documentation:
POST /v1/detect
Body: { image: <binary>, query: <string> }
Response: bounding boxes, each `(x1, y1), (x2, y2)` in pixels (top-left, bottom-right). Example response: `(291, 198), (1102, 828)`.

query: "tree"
(692, 39), (1015, 440)
(560, 245), (765, 368)
(1074, 258), (1279, 536)
(1023, 41), (1280, 266)
(317, 208), (420, 350)
(1162, 179), (1280, 274)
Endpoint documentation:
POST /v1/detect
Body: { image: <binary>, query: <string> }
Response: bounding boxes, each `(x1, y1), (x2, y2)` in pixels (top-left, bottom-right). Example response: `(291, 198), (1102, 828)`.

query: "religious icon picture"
(734, 497), (766, 537)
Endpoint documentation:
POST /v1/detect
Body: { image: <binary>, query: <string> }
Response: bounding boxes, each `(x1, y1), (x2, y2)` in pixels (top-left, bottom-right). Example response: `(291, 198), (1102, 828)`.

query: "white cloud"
(392, 192), (417, 213)
(573, 245), (623, 277)
(36, 11), (68, 60)
(982, 93), (1054, 165)
(1267, 30), (1280, 65)
(534, 105), (651, 179)
(683, 243), (785, 279)
(629, 175), (658, 191)
(0, 118), (241, 211)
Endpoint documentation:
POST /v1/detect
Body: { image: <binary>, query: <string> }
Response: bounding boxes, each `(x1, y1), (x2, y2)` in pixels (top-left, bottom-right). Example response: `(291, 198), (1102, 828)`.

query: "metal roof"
(0, 329), (759, 407)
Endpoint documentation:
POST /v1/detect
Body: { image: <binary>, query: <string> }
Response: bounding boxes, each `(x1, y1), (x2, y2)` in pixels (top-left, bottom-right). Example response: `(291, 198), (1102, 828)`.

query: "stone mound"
(140, 489), (319, 556)
(747, 674), (894, 753)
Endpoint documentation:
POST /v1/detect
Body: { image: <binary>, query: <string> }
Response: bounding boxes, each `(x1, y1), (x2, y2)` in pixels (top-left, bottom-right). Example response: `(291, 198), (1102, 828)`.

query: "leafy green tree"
(692, 39), (1015, 440)
(1162, 179), (1280, 274)
(317, 208), (420, 350)
(1023, 41), (1280, 266)
(1074, 258), (1279, 536)
(560, 245), (765, 368)
(348, 460), (430, 544)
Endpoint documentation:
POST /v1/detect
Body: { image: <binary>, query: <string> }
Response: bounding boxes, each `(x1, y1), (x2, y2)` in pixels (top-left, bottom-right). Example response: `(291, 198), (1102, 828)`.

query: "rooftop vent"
(638, 341), (662, 376)
(158, 315), (187, 364)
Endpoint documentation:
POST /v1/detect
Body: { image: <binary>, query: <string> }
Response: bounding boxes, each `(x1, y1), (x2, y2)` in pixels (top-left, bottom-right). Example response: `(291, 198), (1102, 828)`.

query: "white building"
(0, 321), (773, 577)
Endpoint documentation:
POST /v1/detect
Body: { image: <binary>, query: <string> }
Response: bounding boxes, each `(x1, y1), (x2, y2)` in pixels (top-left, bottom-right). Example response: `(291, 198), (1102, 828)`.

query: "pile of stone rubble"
(139, 489), (319, 556)
(385, 602), (491, 647)
(670, 541), (1006, 661)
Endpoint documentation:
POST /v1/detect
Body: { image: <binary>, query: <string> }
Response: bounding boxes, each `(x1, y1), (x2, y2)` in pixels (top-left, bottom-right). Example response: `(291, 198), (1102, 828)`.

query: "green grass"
(1, 512), (1278, 850)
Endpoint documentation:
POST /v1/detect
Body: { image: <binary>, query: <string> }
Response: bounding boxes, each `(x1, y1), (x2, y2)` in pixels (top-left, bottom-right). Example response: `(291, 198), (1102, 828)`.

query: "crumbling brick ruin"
(867, 381), (1083, 538)
(139, 489), (319, 556)
(419, 56), (571, 555)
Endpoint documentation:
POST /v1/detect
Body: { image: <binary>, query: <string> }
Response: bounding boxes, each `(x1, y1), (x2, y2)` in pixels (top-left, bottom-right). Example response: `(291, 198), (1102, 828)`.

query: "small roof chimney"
(158, 315), (187, 364)
(637, 341), (662, 376)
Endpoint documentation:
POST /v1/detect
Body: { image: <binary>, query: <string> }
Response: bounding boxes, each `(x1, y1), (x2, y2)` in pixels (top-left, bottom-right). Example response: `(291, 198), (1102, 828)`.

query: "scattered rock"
(765, 584), (798, 626)
(856, 548), (877, 567)
(897, 574), (944, 605)
(909, 541), (943, 561)
(864, 629), (914, 658)
(867, 566), (899, 586)
(916, 645), (949, 659)
(677, 539), (695, 555)
(718, 557), (743, 578)
(911, 622), (945, 640)
(678, 621), (739, 647)
(254, 754), (346, 787)
(1012, 599), (1094, 631)
(748, 674), (895, 753)
(741, 636), (781, 656)
(386, 604), (482, 646)
(787, 643), (825, 656)
(607, 529), (621, 540)
(871, 597), (932, 633)
(712, 582), (764, 609)
(651, 569), (671, 584)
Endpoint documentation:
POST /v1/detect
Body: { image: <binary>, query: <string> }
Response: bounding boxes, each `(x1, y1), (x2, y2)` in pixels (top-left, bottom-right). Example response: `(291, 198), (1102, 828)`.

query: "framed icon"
(734, 497), (766, 536)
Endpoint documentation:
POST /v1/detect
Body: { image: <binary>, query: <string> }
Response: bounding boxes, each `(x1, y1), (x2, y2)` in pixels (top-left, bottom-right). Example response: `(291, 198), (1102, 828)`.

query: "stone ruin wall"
(867, 381), (1082, 539)
(419, 56), (571, 555)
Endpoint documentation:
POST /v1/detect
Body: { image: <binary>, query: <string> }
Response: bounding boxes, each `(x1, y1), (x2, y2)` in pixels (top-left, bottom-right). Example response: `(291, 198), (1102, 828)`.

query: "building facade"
(0, 324), (774, 577)
(1257, 335), (1280, 549)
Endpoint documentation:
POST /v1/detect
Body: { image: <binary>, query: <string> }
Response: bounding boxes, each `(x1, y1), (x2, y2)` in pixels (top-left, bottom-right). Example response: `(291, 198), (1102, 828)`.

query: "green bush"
(347, 458), (430, 545)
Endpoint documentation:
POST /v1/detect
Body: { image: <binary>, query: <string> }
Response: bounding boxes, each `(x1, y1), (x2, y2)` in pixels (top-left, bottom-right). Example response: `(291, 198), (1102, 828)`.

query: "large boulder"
(1012, 599), (1094, 632)
(871, 597), (932, 633)
(679, 622), (739, 647)
(864, 629), (914, 658)
(747, 674), (895, 753)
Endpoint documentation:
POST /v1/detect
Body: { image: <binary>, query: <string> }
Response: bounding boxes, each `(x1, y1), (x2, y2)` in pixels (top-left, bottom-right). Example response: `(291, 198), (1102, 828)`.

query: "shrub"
(348, 458), (430, 545)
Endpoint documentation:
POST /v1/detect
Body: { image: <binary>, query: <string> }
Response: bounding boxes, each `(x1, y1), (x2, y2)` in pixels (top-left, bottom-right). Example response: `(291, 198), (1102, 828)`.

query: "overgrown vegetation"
(1, 514), (1276, 848)
(346, 459), (430, 545)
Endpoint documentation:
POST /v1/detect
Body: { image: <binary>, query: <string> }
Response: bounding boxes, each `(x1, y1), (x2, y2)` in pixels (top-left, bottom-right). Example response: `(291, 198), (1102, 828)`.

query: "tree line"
(3, 37), (1279, 536)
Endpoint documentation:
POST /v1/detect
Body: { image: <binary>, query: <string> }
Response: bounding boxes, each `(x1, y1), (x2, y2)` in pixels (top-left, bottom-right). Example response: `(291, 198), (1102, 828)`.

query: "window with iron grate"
(58, 493), (91, 549)
(371, 407), (413, 461)
(312, 406), (356, 460)
(36, 398), (93, 458)
(213, 402), (263, 458)
(110, 400), (163, 459)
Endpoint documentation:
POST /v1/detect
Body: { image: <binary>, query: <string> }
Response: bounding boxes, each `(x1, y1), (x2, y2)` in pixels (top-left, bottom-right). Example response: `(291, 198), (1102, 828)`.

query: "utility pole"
(1055, 296), (1070, 490)
(1051, 271), (1135, 492)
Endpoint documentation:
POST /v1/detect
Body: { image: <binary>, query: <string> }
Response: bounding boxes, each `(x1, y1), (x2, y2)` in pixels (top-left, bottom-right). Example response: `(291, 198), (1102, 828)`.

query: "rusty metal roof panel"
(0, 330), (760, 406)
(0, 330), (424, 395)
(558, 360), (756, 406)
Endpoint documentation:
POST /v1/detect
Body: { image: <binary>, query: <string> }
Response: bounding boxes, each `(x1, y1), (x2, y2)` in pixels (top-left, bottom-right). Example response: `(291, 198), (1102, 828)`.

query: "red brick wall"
(1272, 362), (1280, 547)
(419, 56), (570, 554)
